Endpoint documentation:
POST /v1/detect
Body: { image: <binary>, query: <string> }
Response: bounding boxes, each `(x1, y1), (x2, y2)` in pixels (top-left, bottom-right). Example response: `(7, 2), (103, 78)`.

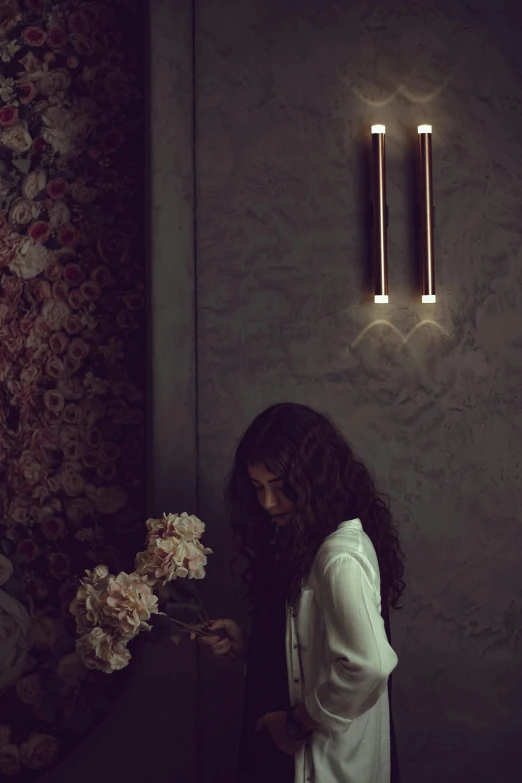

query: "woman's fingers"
(198, 633), (221, 646)
(212, 638), (231, 653)
(213, 641), (232, 657)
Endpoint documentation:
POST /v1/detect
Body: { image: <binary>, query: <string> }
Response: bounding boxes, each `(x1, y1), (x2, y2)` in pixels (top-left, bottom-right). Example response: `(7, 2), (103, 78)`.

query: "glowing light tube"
(418, 125), (436, 303)
(371, 125), (388, 304)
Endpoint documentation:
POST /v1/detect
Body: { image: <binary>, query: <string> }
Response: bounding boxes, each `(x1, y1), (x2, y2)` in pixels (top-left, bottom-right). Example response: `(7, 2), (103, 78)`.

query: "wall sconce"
(371, 125), (388, 304)
(418, 125), (435, 303)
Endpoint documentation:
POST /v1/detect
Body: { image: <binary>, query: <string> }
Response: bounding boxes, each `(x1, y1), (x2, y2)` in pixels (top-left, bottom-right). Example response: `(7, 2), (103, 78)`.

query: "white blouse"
(286, 519), (398, 783)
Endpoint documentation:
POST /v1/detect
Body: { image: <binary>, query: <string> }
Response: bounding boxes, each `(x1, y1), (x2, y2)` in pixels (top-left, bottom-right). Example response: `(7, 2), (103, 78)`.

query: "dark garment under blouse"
(237, 596), (400, 783)
(237, 596), (294, 783)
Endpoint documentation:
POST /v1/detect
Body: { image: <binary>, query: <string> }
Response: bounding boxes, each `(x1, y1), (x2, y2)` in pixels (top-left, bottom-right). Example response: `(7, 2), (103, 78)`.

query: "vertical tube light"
(418, 125), (436, 303)
(371, 125), (388, 303)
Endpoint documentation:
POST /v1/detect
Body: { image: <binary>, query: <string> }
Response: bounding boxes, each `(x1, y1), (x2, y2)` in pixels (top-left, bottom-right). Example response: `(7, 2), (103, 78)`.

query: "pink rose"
(28, 221), (51, 244)
(63, 355), (80, 374)
(101, 129), (125, 154)
(63, 263), (84, 286)
(47, 27), (68, 50)
(63, 314), (83, 335)
(123, 290), (145, 310)
(20, 733), (58, 771)
(23, 26), (47, 46)
(49, 552), (70, 580)
(31, 279), (51, 301)
(0, 106), (18, 127)
(82, 452), (99, 469)
(73, 36), (95, 57)
(68, 11), (90, 35)
(67, 56), (79, 69)
(46, 178), (69, 200)
(62, 403), (80, 424)
(68, 289), (84, 309)
(16, 539), (40, 562)
(58, 224), (80, 248)
(45, 262), (62, 282)
(19, 80), (38, 105)
(49, 331), (68, 354)
(68, 338), (89, 362)
(41, 516), (66, 540)
(96, 462), (117, 482)
(52, 279), (69, 301)
(90, 266), (112, 287)
(84, 427), (102, 448)
(43, 389), (65, 413)
(99, 442), (119, 462)
(79, 280), (100, 301)
(45, 356), (66, 380)
(63, 441), (84, 461)
(97, 230), (129, 266)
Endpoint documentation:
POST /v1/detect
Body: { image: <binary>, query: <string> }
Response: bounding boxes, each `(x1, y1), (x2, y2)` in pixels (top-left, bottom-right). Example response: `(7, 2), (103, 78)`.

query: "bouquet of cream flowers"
(70, 513), (213, 674)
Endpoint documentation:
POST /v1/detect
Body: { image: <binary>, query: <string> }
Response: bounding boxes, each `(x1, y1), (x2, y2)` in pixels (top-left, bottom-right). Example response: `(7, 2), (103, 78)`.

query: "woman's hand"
(190, 619), (245, 659)
(255, 712), (304, 756)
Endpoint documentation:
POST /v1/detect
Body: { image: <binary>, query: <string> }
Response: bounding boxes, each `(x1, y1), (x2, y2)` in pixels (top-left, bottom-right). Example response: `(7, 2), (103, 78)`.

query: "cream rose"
(9, 238), (49, 280)
(70, 179), (98, 204)
(0, 555), (13, 587)
(20, 733), (59, 771)
(41, 298), (71, 331)
(0, 123), (32, 153)
(21, 169), (47, 200)
(48, 200), (71, 228)
(37, 68), (71, 97)
(93, 485), (127, 515)
(9, 198), (40, 226)
(0, 589), (31, 692)
(59, 462), (85, 497)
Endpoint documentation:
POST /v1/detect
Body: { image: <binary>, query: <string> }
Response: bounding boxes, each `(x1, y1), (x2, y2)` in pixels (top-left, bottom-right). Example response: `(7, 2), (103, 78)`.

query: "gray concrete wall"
(195, 1), (522, 782)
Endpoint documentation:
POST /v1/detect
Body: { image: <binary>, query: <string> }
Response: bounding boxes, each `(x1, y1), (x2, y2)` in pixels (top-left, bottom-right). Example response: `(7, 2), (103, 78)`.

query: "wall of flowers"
(0, 0), (146, 778)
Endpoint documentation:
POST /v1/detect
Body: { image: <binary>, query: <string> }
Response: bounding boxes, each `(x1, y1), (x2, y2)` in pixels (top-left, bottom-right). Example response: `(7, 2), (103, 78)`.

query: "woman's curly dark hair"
(225, 403), (405, 612)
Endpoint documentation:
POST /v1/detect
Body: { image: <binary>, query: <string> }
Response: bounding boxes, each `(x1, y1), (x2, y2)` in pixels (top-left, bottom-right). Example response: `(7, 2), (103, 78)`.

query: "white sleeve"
(304, 554), (398, 734)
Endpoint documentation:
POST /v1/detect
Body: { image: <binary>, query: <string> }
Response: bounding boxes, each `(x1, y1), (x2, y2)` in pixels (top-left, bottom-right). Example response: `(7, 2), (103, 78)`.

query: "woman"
(197, 403), (405, 783)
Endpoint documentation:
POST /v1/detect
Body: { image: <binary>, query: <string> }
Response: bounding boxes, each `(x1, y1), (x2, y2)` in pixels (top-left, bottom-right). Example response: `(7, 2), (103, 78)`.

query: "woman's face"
(247, 462), (294, 527)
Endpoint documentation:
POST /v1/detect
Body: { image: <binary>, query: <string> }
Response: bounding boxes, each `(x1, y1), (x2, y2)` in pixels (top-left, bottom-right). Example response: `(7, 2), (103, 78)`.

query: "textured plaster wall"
(195, 1), (522, 783)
